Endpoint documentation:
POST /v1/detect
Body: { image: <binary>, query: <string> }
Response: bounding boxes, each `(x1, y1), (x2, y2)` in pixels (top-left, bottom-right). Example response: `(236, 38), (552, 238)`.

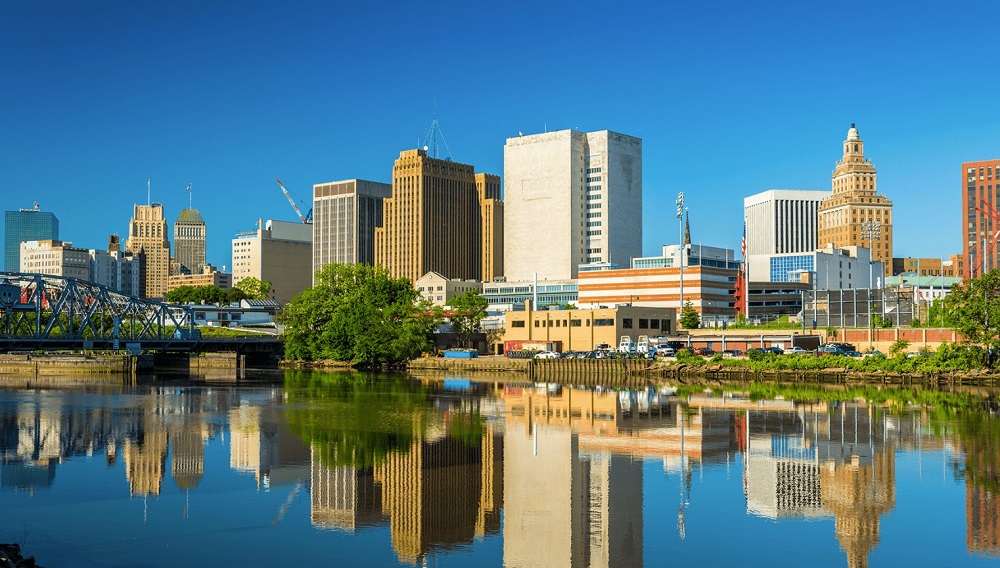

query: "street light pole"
(861, 219), (881, 290)
(677, 192), (685, 317)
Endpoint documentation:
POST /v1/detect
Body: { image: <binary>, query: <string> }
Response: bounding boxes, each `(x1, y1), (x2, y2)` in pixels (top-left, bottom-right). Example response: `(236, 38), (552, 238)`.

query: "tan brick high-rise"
(125, 203), (171, 299)
(476, 173), (503, 282)
(375, 149), (491, 283)
(818, 124), (893, 281)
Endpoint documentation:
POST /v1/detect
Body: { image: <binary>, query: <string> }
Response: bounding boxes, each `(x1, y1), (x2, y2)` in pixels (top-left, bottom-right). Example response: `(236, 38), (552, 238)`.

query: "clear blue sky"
(3, 0), (997, 269)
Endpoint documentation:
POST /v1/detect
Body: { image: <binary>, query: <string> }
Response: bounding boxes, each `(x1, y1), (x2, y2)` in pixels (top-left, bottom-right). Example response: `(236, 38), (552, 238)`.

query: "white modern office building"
(749, 244), (884, 290)
(503, 129), (642, 281)
(744, 189), (830, 256)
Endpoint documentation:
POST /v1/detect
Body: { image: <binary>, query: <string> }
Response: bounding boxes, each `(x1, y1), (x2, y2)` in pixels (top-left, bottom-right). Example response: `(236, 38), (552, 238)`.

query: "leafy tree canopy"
(234, 277), (272, 300)
(940, 269), (1000, 363)
(278, 263), (440, 366)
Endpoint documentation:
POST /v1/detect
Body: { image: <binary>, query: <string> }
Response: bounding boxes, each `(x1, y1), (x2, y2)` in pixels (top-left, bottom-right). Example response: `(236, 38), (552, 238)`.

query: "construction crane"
(972, 199), (1000, 278)
(275, 178), (312, 224)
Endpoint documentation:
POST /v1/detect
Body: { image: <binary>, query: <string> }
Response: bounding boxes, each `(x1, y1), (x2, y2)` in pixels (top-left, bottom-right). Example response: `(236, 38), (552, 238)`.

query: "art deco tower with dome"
(817, 124), (893, 280)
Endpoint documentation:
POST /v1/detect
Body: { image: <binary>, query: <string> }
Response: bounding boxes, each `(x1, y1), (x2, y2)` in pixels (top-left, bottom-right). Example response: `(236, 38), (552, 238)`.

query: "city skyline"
(3, 1), (998, 267)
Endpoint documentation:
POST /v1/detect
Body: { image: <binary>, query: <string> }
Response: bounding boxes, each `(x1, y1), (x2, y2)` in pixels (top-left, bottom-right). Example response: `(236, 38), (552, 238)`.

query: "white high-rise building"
(504, 130), (642, 281)
(743, 189), (830, 257)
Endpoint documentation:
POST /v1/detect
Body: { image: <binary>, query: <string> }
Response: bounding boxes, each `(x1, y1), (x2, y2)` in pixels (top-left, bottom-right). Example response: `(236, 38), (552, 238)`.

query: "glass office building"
(4, 208), (59, 272)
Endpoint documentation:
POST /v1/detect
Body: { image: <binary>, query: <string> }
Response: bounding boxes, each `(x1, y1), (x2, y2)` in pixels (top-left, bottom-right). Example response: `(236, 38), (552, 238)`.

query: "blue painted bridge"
(0, 273), (282, 359)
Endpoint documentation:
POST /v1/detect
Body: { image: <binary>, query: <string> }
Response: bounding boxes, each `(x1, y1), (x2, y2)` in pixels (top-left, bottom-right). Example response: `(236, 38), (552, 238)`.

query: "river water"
(1, 370), (998, 567)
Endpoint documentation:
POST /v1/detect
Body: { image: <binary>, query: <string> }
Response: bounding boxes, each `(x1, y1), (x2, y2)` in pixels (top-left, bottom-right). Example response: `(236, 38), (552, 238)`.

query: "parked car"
(844, 350), (863, 357)
(865, 350), (884, 357)
(693, 347), (715, 356)
(535, 351), (561, 359)
(786, 346), (808, 355)
(723, 349), (745, 357)
(818, 345), (847, 356)
(656, 346), (677, 357)
(766, 346), (784, 355)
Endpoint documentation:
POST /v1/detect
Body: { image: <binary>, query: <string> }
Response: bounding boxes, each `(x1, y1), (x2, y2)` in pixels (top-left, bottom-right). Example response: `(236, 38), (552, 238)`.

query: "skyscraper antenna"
(421, 101), (453, 160)
(147, 179), (151, 206)
(185, 183), (192, 209)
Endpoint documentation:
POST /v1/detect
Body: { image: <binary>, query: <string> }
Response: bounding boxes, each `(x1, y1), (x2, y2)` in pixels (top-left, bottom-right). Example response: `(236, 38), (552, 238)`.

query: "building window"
(622, 318), (633, 329)
(650, 319), (659, 329)
(594, 318), (613, 326)
(570, 319), (582, 327)
(511, 321), (525, 328)
(534, 321), (539, 327)
(639, 319), (649, 329)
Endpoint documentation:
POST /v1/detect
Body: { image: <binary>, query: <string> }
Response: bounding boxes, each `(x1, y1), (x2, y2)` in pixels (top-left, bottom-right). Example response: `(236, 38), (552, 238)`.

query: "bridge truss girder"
(0, 273), (194, 342)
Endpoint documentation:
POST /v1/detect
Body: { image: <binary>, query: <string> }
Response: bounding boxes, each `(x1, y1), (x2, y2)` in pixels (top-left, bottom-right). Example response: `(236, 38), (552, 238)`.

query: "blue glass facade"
(4, 210), (59, 272)
(769, 255), (813, 282)
(482, 282), (578, 307)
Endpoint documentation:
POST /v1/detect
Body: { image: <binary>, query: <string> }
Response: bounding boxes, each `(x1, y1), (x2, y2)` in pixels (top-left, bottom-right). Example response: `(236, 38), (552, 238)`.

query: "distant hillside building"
(504, 129), (642, 281)
(374, 149), (490, 283)
(312, 179), (392, 280)
(817, 124), (893, 278)
(173, 208), (207, 275)
(4, 205), (58, 272)
(126, 203), (172, 299)
(232, 219), (312, 305)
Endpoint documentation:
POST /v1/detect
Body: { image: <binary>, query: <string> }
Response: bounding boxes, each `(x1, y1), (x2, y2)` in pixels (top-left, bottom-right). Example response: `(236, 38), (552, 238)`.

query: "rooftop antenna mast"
(185, 183), (192, 209)
(147, 179), (151, 206)
(422, 102), (453, 160)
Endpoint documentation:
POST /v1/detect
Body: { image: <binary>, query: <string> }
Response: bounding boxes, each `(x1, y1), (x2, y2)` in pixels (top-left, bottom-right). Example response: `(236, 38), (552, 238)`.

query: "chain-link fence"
(802, 287), (914, 328)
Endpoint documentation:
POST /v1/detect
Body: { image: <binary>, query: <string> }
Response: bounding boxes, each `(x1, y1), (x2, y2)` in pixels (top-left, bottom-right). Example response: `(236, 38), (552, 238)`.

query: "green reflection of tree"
(284, 371), (433, 469)
(448, 411), (484, 448)
(953, 409), (1000, 495)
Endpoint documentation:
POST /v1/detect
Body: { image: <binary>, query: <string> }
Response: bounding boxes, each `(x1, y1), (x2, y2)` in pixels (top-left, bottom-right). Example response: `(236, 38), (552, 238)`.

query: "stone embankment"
(0, 353), (149, 376)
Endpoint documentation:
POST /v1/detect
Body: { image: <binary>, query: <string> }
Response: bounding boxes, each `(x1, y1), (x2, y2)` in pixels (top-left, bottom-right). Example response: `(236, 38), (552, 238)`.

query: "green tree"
(278, 263), (440, 366)
(447, 290), (488, 348)
(165, 284), (231, 304)
(679, 301), (700, 329)
(940, 269), (1000, 366)
(234, 277), (272, 300)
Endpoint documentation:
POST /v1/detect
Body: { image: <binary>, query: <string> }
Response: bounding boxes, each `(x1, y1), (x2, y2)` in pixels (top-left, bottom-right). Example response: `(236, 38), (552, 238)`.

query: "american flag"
(741, 222), (746, 259)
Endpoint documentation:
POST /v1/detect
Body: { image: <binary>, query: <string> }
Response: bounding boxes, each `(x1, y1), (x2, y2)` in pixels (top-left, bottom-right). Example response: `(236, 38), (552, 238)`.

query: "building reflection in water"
(502, 384), (648, 568)
(3, 382), (1000, 565)
(690, 393), (896, 568)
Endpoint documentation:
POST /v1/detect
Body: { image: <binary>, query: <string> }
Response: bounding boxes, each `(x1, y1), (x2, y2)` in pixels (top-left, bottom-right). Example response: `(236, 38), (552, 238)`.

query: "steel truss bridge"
(0, 273), (280, 355)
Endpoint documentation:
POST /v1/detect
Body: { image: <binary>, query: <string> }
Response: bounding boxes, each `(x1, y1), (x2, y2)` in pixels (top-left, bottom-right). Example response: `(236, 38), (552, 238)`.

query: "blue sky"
(3, 0), (998, 269)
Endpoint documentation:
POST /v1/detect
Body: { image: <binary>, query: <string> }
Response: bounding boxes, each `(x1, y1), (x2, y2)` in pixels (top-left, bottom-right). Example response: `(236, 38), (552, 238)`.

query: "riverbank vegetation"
(279, 264), (439, 367)
(666, 340), (987, 375)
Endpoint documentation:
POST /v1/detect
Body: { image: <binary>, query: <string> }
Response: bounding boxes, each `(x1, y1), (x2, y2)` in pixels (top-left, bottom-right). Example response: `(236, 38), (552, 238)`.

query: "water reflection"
(1, 376), (1000, 566)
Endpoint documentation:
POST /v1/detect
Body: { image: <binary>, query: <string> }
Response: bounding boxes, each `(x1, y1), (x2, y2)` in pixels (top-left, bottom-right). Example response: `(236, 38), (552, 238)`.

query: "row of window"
(512, 317), (666, 330)
(585, 167), (603, 174)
